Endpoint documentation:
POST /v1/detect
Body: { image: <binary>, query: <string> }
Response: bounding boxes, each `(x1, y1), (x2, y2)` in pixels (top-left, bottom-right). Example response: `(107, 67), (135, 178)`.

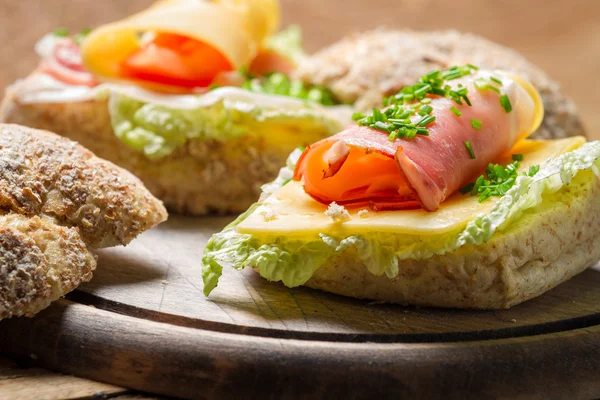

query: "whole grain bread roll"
(294, 29), (585, 140)
(0, 124), (167, 319)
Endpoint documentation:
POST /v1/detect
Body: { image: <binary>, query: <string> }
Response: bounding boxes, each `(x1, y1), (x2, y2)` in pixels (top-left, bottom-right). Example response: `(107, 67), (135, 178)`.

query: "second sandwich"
(1, 0), (349, 215)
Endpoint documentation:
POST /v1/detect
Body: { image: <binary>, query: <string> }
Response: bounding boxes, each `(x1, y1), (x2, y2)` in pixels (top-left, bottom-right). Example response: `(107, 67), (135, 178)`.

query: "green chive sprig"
(240, 72), (340, 106)
(500, 95), (513, 113)
(471, 119), (482, 130)
(353, 65), (480, 141)
(460, 157), (540, 202)
(53, 27), (69, 37)
(464, 141), (476, 159)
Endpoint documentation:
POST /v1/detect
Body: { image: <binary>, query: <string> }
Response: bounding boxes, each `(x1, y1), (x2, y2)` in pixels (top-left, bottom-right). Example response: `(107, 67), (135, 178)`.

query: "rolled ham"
(294, 71), (543, 211)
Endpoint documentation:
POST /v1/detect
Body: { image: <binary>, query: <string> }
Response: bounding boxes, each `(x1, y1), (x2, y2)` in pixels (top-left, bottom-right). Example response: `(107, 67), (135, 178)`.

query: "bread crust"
(294, 29), (585, 141)
(0, 214), (95, 318)
(304, 172), (600, 309)
(0, 96), (290, 215)
(0, 124), (167, 318)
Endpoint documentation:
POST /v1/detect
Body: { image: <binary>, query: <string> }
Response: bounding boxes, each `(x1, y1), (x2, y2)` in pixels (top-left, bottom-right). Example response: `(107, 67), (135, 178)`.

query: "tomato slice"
(121, 33), (233, 89)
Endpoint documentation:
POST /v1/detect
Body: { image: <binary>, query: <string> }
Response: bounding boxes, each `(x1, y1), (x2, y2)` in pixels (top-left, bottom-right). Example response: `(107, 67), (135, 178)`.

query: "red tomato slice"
(121, 33), (233, 89)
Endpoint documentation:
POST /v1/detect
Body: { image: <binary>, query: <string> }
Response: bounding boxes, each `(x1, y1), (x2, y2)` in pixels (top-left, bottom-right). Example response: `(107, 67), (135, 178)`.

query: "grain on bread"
(0, 124), (167, 318)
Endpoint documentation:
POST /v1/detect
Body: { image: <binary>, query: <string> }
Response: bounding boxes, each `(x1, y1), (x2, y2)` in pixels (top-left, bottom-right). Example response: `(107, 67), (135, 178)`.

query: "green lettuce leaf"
(108, 90), (345, 159)
(202, 141), (600, 295)
(266, 25), (306, 63)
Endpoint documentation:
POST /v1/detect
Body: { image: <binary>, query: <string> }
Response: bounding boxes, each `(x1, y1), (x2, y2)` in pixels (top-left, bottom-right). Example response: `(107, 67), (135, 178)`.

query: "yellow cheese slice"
(81, 0), (279, 84)
(237, 136), (586, 236)
(510, 73), (544, 140)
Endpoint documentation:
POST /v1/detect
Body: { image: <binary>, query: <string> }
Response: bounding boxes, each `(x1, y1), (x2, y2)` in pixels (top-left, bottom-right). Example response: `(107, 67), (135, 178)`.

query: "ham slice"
(294, 71), (543, 211)
(36, 38), (97, 88)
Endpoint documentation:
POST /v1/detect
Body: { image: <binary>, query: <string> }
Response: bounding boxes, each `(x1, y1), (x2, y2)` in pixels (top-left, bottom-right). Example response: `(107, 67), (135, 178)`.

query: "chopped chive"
(74, 27), (92, 43)
(241, 72), (339, 105)
(475, 78), (501, 93)
(450, 106), (462, 117)
(372, 108), (384, 122)
(352, 112), (365, 121)
(417, 115), (436, 127)
(478, 188), (492, 203)
(500, 95), (512, 113)
(465, 141), (476, 159)
(403, 94), (415, 103)
(528, 165), (540, 176)
(462, 156), (532, 202)
(414, 84), (432, 99)
(490, 76), (503, 86)
(53, 27), (69, 37)
(462, 94), (472, 107)
(471, 119), (483, 130)
(357, 64), (492, 140)
(426, 70), (441, 79)
(373, 121), (392, 132)
(418, 105), (433, 115)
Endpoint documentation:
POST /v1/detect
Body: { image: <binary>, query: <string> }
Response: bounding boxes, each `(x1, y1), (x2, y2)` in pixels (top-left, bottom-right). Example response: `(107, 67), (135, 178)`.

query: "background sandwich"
(0, 0), (350, 215)
(294, 29), (585, 140)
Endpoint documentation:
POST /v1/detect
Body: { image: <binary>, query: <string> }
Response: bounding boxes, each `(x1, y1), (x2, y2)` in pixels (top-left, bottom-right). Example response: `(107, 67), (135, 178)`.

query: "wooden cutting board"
(0, 216), (599, 399)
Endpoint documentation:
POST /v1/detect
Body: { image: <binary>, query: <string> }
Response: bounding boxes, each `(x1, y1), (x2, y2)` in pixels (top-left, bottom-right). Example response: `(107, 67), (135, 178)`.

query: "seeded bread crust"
(294, 29), (585, 140)
(0, 96), (288, 216)
(0, 124), (167, 319)
(303, 172), (600, 309)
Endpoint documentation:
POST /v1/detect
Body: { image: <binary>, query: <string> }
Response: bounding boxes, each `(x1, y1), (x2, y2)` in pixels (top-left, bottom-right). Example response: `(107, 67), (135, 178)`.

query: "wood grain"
(0, 357), (127, 400)
(1, 299), (600, 399)
(0, 216), (599, 398)
(73, 216), (600, 339)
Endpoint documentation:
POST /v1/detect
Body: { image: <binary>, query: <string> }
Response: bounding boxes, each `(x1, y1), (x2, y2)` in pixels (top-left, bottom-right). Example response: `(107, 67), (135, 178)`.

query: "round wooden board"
(1, 216), (600, 399)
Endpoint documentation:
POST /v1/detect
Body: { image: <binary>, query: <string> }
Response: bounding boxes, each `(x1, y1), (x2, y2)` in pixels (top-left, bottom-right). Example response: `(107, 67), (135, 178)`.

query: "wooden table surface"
(0, 0), (599, 398)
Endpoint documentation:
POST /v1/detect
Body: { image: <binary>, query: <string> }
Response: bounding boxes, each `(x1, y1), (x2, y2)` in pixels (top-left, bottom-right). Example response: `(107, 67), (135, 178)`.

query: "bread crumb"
(358, 209), (369, 218)
(510, 318), (517, 323)
(161, 280), (169, 285)
(325, 202), (351, 222)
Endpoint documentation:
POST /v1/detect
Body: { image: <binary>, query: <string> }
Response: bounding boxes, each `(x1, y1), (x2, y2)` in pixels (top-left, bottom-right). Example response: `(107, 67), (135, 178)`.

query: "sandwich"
(0, 124), (167, 319)
(0, 0), (350, 215)
(293, 29), (585, 140)
(202, 65), (600, 309)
